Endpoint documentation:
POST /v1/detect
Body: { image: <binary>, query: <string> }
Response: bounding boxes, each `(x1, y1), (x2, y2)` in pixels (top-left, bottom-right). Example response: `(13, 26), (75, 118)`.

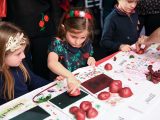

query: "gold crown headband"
(5, 33), (26, 52)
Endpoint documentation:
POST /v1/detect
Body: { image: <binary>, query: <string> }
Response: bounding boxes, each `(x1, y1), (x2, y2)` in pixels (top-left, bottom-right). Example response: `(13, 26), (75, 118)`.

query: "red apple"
(75, 109), (86, 120)
(119, 87), (133, 98)
(136, 48), (145, 54)
(86, 107), (98, 118)
(69, 106), (79, 114)
(98, 91), (110, 100)
(104, 63), (112, 70)
(68, 89), (81, 97)
(80, 101), (92, 112)
(109, 80), (122, 93)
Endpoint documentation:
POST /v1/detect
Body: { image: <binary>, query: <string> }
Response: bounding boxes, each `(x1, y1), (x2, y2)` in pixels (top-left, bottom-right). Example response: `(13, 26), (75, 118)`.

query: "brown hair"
(0, 22), (30, 100)
(57, 7), (95, 45)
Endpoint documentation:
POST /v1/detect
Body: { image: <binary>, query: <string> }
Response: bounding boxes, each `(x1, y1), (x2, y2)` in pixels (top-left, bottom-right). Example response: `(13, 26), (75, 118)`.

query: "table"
(1, 44), (160, 120)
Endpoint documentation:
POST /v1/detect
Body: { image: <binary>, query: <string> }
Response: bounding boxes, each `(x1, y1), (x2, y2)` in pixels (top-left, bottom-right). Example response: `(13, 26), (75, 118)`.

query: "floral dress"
(48, 37), (94, 72)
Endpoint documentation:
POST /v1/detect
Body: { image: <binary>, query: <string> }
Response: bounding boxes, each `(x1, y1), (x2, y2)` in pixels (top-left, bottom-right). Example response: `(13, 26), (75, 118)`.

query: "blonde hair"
(0, 22), (30, 100)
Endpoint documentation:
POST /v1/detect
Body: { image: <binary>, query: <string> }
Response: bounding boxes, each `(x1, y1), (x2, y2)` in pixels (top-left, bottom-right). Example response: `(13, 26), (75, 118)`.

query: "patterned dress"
(48, 37), (94, 72)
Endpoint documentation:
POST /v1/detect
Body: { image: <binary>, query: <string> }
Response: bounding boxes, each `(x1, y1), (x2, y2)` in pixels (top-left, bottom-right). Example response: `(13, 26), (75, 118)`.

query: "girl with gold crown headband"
(48, 7), (96, 95)
(0, 22), (50, 105)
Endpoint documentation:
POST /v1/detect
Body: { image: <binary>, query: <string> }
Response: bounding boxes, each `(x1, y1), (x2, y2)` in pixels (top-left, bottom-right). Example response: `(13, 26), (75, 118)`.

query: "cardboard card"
(11, 106), (49, 120)
(81, 74), (113, 94)
(50, 91), (88, 109)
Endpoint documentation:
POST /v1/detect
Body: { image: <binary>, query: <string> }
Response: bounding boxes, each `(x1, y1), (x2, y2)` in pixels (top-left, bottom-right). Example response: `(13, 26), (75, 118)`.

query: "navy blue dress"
(0, 62), (50, 105)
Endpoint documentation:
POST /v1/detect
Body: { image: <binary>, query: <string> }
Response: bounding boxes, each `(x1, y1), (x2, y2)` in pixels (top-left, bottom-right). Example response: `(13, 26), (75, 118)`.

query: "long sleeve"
(24, 62), (50, 91)
(100, 11), (122, 53)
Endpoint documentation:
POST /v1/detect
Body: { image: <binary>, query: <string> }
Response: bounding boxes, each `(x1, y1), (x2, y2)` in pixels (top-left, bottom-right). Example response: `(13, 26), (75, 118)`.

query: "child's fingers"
(144, 44), (150, 51)
(90, 60), (96, 66)
(121, 45), (131, 52)
(67, 84), (77, 94)
(135, 42), (141, 52)
(68, 86), (77, 94)
(87, 57), (96, 66)
(56, 76), (64, 81)
(156, 45), (160, 51)
(67, 80), (80, 94)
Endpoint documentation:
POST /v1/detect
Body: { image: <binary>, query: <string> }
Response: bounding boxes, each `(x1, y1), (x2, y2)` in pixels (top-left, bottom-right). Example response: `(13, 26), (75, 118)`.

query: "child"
(48, 7), (96, 94)
(100, 0), (139, 55)
(0, 22), (50, 105)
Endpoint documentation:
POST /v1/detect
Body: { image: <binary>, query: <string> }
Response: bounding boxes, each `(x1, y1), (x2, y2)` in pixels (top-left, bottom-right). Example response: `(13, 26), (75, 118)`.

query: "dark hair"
(57, 7), (95, 45)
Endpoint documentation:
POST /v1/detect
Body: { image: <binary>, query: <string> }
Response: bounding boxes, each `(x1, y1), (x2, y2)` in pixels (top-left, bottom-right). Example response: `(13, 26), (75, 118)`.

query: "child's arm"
(48, 52), (80, 94)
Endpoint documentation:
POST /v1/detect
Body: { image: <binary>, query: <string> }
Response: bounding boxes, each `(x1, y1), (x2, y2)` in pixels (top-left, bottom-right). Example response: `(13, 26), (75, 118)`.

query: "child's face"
(118, 0), (138, 14)
(5, 45), (26, 67)
(66, 29), (88, 48)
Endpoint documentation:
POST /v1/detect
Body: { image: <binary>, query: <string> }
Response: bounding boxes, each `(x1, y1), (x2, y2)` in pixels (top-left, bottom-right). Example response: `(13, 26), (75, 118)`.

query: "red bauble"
(86, 107), (98, 119)
(44, 15), (49, 22)
(104, 63), (112, 70)
(80, 101), (92, 112)
(39, 20), (44, 28)
(69, 106), (79, 114)
(119, 87), (133, 98)
(98, 91), (110, 100)
(136, 48), (145, 54)
(109, 80), (122, 93)
(75, 109), (86, 120)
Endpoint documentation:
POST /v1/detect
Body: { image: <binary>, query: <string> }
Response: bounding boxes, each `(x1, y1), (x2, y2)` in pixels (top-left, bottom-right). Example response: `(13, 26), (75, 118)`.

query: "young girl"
(100, 0), (139, 55)
(48, 8), (96, 94)
(0, 22), (50, 105)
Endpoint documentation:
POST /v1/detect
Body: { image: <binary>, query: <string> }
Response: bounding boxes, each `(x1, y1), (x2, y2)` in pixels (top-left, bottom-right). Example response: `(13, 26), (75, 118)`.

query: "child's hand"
(136, 35), (150, 52)
(67, 76), (81, 94)
(56, 75), (65, 81)
(87, 57), (96, 66)
(156, 45), (160, 51)
(119, 44), (132, 52)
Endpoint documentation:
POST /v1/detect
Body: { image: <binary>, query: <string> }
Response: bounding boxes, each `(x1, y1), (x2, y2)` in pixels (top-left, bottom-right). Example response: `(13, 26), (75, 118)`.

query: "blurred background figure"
(137, 0), (160, 36)
(100, 0), (117, 27)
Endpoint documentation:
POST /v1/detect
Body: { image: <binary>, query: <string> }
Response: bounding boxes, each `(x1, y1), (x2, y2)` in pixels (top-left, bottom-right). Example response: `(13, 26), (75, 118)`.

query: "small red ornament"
(69, 106), (79, 114)
(104, 63), (112, 71)
(85, 13), (92, 19)
(119, 87), (133, 98)
(74, 10), (79, 17)
(136, 48), (145, 54)
(83, 52), (90, 59)
(109, 80), (122, 93)
(98, 91), (110, 100)
(39, 20), (45, 28)
(44, 15), (49, 22)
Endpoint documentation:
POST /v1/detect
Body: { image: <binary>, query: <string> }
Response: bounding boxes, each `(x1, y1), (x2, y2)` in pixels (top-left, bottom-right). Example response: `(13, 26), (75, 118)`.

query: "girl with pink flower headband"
(48, 7), (96, 94)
